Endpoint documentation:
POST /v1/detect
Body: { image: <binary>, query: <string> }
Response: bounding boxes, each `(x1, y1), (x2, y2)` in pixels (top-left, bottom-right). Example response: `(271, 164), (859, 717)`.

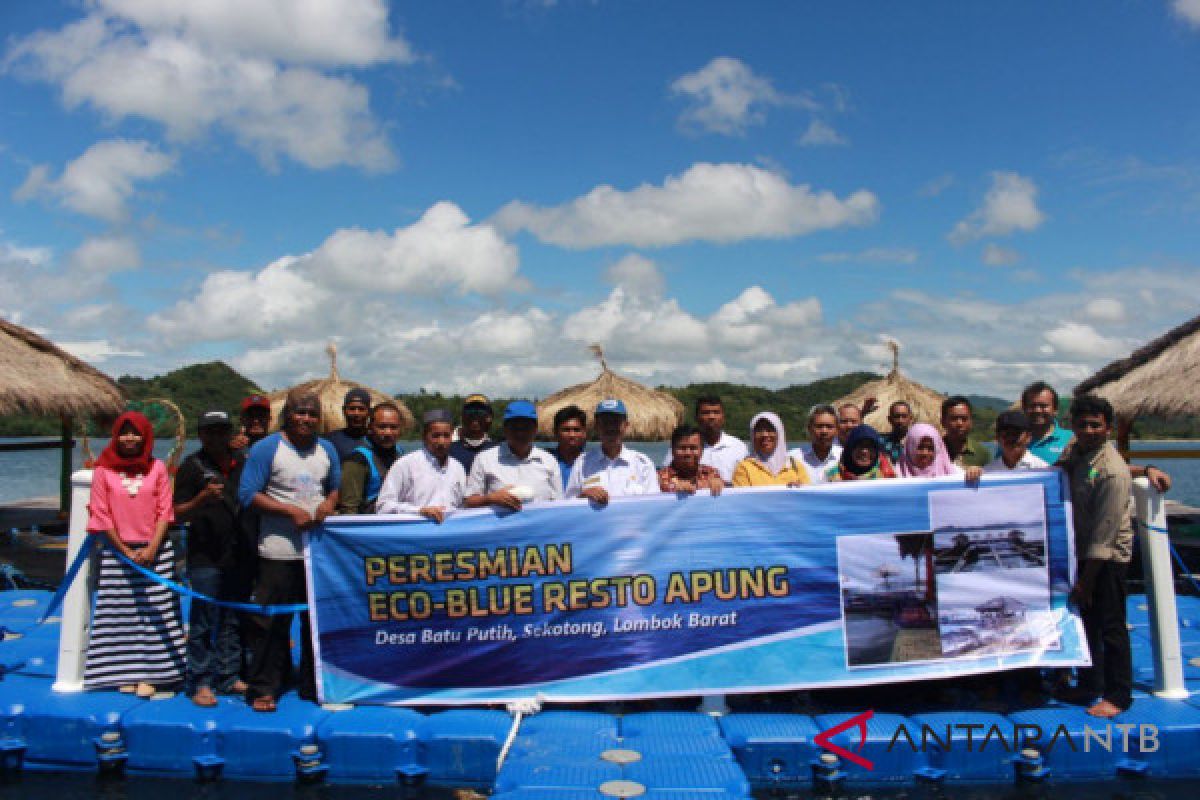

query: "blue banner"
(306, 470), (1087, 705)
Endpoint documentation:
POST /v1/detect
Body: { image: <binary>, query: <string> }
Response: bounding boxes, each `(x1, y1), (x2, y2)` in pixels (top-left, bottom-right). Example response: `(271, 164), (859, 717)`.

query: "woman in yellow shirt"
(732, 412), (810, 487)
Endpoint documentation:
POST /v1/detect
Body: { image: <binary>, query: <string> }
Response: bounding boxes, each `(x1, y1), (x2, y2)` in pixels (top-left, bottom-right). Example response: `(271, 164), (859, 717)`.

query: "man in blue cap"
(465, 400), (562, 511)
(565, 398), (659, 503)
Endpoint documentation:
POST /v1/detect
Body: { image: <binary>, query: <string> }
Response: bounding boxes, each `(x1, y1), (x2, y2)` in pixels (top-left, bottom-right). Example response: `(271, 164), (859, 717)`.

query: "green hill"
(117, 361), (263, 435)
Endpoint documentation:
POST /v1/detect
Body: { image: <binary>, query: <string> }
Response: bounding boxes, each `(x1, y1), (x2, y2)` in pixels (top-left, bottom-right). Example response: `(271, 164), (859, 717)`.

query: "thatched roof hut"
(536, 345), (684, 440)
(0, 317), (125, 419)
(833, 341), (946, 431)
(266, 343), (414, 435)
(1074, 313), (1200, 420)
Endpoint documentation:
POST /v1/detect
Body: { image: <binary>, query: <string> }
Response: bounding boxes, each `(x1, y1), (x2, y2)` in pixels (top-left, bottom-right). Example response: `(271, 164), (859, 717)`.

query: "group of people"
(82, 379), (1170, 719)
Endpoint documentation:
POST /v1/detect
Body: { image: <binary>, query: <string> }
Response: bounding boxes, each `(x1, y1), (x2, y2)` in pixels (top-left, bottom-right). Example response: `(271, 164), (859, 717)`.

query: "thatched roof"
(266, 343), (414, 435)
(832, 341), (945, 431)
(1074, 313), (1200, 419)
(0, 317), (125, 419)
(536, 345), (684, 440)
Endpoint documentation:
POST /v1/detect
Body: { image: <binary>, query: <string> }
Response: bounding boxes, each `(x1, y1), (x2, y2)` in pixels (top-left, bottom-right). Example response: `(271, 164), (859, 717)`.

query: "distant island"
(0, 361), (1195, 440)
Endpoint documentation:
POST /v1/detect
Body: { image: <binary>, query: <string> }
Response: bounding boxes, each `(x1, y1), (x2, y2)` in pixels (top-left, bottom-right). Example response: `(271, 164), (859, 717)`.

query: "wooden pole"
(59, 414), (73, 517)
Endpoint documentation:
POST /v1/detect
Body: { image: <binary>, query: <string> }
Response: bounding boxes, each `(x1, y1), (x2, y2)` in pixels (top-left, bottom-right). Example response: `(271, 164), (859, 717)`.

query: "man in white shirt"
(983, 410), (1049, 473)
(567, 398), (660, 503)
(659, 394), (747, 484)
(790, 404), (843, 483)
(376, 409), (466, 522)
(466, 401), (562, 511)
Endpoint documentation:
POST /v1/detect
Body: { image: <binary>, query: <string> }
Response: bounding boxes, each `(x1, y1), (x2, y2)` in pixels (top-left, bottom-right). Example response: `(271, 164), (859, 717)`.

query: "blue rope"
(1133, 519), (1200, 596)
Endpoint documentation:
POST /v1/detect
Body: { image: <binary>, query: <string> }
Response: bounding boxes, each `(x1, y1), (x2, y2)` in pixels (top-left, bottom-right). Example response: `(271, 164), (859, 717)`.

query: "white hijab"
(749, 411), (789, 476)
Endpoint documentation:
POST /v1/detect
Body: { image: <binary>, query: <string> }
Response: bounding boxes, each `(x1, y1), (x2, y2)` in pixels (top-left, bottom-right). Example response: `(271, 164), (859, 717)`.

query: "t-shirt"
(173, 448), (244, 569)
(87, 460), (174, 545)
(947, 437), (992, 468)
(548, 446), (578, 491)
(238, 433), (340, 561)
(338, 443), (401, 514)
(448, 438), (497, 475)
(788, 443), (842, 484)
(326, 428), (368, 463)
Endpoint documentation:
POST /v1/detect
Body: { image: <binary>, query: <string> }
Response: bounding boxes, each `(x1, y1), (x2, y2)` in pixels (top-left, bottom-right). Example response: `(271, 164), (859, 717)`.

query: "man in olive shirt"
(338, 403), (404, 514)
(1059, 394), (1133, 718)
(941, 395), (991, 468)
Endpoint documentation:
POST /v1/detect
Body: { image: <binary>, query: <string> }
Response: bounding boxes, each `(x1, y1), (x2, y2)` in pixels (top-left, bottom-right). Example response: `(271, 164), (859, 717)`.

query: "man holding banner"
(375, 410), (465, 523)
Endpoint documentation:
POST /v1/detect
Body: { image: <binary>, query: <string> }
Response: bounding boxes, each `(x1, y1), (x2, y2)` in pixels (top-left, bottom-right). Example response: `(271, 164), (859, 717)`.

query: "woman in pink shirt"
(84, 411), (185, 697)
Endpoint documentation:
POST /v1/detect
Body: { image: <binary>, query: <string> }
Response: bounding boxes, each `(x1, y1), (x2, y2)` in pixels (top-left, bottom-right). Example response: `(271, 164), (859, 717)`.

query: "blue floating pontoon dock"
(3, 588), (1200, 789)
(3, 475), (1200, 791)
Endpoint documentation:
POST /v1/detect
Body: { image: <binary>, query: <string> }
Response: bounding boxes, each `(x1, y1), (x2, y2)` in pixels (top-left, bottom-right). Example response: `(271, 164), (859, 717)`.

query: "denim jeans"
(187, 566), (243, 693)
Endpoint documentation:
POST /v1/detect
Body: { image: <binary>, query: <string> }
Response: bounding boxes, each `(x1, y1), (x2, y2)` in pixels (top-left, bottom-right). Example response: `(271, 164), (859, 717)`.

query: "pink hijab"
(899, 423), (960, 478)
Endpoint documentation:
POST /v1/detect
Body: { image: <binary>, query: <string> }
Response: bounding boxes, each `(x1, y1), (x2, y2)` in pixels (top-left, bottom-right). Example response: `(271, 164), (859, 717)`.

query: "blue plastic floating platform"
(0, 591), (1199, 787)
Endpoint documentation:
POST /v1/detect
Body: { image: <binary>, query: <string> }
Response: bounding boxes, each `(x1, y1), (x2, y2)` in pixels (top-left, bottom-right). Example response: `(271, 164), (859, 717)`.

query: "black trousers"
(243, 559), (314, 702)
(1079, 560), (1132, 710)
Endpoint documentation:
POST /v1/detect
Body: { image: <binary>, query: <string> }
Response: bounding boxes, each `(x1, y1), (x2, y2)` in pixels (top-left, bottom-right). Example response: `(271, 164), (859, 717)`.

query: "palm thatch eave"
(0, 317), (125, 419)
(535, 345), (684, 440)
(1074, 313), (1200, 419)
(832, 341), (946, 431)
(266, 343), (414, 435)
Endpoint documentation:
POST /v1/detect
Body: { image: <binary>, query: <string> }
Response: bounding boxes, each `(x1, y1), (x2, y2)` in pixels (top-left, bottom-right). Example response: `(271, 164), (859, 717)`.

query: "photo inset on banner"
(838, 531), (942, 667)
(929, 485), (1058, 658)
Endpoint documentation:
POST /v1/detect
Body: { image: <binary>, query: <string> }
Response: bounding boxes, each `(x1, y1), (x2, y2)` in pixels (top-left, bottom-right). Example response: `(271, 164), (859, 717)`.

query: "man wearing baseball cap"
(173, 410), (247, 705)
(231, 395), (272, 453)
(565, 398), (659, 503)
(449, 393), (497, 473)
(466, 400), (562, 511)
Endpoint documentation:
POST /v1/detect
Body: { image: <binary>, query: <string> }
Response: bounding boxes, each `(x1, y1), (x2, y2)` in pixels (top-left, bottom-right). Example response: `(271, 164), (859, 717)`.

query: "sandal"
(251, 695), (277, 713)
(192, 687), (218, 707)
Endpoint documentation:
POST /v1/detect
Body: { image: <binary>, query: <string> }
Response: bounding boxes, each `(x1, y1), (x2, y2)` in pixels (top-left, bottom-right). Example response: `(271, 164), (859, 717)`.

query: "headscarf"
(836, 424), (896, 480)
(94, 411), (156, 475)
(899, 423), (959, 478)
(749, 411), (789, 476)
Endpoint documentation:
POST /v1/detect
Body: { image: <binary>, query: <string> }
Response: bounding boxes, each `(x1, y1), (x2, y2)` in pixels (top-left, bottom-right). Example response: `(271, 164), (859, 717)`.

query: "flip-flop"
(251, 695), (277, 713)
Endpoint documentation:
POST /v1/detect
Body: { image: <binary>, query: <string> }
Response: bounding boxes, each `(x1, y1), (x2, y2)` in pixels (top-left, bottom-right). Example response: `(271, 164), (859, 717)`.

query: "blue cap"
(503, 400), (538, 421)
(595, 398), (627, 417)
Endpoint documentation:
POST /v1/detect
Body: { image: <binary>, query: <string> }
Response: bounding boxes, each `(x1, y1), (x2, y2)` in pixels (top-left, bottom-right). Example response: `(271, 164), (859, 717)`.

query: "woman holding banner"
(826, 425), (897, 482)
(83, 411), (186, 697)
(731, 412), (809, 487)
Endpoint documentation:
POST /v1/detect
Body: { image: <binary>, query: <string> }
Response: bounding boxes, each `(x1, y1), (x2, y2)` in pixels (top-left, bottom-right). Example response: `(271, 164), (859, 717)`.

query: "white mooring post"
(53, 469), (94, 693)
(1132, 477), (1188, 699)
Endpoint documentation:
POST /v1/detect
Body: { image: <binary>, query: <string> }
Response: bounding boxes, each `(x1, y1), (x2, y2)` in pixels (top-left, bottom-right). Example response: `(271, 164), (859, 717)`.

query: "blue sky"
(2, 1), (1199, 399)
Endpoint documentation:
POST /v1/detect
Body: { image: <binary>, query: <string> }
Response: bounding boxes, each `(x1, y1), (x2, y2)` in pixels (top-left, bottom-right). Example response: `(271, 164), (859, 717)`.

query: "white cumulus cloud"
(1043, 322), (1125, 360)
(15, 139), (174, 221)
(797, 119), (847, 147)
(981, 243), (1021, 266)
(5, 1), (407, 171)
(1083, 297), (1126, 323)
(949, 171), (1046, 244)
(1173, 0), (1200, 28)
(670, 57), (810, 135)
(494, 163), (879, 248)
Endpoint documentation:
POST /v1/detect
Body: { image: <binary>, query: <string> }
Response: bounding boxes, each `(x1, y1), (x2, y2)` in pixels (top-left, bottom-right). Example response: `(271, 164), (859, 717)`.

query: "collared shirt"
(548, 446), (580, 491)
(788, 442), (842, 484)
(376, 448), (466, 515)
(732, 455), (810, 487)
(946, 436), (992, 468)
(567, 446), (660, 498)
(982, 451), (1049, 473)
(659, 431), (748, 484)
(658, 463), (722, 492)
(1059, 441), (1133, 563)
(1028, 422), (1074, 465)
(467, 443), (563, 504)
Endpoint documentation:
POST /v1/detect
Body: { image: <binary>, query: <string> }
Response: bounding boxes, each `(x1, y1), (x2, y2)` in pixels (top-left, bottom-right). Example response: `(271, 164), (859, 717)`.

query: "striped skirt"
(84, 540), (187, 690)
